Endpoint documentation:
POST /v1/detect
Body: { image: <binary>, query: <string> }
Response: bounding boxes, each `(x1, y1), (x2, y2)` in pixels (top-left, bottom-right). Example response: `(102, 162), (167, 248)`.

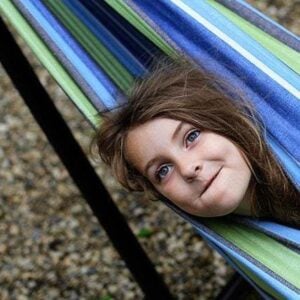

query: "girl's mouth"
(200, 167), (222, 196)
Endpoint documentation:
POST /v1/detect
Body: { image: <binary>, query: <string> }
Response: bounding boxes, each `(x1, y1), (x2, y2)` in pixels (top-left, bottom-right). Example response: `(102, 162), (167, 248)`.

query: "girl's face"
(125, 118), (252, 217)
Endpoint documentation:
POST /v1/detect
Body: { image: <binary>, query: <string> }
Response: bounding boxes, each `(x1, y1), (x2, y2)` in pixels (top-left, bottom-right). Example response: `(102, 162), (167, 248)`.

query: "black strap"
(0, 17), (173, 299)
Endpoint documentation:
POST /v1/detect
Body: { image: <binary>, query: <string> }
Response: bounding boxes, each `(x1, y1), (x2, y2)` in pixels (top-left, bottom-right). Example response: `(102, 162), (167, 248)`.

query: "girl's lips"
(200, 167), (222, 196)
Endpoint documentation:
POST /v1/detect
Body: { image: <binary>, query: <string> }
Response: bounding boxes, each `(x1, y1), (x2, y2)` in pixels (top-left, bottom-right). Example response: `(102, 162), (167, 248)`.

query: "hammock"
(1, 1), (299, 299)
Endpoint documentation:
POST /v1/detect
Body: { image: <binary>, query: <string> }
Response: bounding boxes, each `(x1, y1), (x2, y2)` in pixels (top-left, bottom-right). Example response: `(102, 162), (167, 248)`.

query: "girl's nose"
(178, 161), (201, 182)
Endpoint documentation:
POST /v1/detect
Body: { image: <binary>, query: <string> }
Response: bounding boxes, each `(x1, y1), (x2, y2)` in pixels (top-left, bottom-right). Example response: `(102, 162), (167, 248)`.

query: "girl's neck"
(233, 183), (255, 216)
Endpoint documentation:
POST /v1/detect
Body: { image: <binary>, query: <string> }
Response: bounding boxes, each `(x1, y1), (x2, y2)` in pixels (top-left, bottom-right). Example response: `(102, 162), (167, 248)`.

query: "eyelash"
(185, 129), (201, 146)
(154, 128), (201, 182)
(155, 165), (172, 182)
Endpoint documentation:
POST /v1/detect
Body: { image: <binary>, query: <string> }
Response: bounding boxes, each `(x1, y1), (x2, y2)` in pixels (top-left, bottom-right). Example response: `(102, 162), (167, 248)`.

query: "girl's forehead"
(130, 118), (182, 137)
(126, 118), (180, 147)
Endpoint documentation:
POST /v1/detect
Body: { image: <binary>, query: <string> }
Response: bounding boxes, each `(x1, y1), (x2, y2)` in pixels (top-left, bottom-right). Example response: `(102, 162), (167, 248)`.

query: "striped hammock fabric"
(1, 1), (299, 299)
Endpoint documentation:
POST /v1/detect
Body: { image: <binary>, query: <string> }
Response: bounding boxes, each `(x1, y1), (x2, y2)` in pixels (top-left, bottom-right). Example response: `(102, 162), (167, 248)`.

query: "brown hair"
(92, 58), (299, 226)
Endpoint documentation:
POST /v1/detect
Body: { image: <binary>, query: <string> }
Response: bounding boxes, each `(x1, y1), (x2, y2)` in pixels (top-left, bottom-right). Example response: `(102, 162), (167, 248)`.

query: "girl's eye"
(186, 129), (200, 144)
(156, 165), (171, 181)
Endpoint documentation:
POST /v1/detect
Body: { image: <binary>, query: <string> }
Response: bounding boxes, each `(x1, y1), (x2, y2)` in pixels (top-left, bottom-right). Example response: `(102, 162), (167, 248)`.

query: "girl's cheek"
(159, 176), (179, 199)
(164, 179), (191, 205)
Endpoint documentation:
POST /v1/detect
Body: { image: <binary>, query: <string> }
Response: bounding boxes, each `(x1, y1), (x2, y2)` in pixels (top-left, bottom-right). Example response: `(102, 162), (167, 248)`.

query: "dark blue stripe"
(79, 0), (162, 69)
(63, 0), (146, 77)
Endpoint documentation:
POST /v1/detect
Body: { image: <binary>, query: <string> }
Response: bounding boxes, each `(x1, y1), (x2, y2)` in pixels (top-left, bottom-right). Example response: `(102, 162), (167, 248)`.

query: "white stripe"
(170, 0), (300, 99)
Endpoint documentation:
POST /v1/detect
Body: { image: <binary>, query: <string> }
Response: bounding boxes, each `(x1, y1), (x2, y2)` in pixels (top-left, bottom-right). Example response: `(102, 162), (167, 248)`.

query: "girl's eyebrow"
(144, 157), (160, 177)
(172, 121), (184, 141)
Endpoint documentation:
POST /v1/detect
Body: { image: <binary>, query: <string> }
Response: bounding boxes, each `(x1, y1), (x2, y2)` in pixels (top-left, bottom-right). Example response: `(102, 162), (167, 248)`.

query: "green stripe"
(104, 0), (176, 57)
(0, 0), (99, 126)
(208, 0), (300, 75)
(204, 219), (300, 289)
(44, 0), (134, 92)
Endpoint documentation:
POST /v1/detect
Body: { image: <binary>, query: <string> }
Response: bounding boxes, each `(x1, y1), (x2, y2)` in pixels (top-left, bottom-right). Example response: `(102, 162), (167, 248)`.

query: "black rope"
(0, 17), (173, 299)
(216, 271), (262, 299)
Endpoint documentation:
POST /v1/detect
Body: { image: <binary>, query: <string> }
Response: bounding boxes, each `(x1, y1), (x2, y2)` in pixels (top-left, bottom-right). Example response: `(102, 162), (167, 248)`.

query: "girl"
(93, 58), (299, 226)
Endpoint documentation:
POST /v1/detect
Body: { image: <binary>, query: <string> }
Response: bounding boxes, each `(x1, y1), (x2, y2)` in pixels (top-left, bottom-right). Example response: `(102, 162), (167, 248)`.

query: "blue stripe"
(15, 0), (119, 109)
(63, 0), (146, 77)
(232, 216), (300, 250)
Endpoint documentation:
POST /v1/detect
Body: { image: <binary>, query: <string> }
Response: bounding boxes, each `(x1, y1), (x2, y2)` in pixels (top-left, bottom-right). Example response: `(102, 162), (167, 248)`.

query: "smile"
(200, 167), (222, 196)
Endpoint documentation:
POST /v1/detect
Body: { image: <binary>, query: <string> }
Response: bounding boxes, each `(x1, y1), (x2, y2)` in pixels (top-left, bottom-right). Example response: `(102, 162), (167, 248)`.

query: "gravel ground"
(0, 1), (299, 299)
